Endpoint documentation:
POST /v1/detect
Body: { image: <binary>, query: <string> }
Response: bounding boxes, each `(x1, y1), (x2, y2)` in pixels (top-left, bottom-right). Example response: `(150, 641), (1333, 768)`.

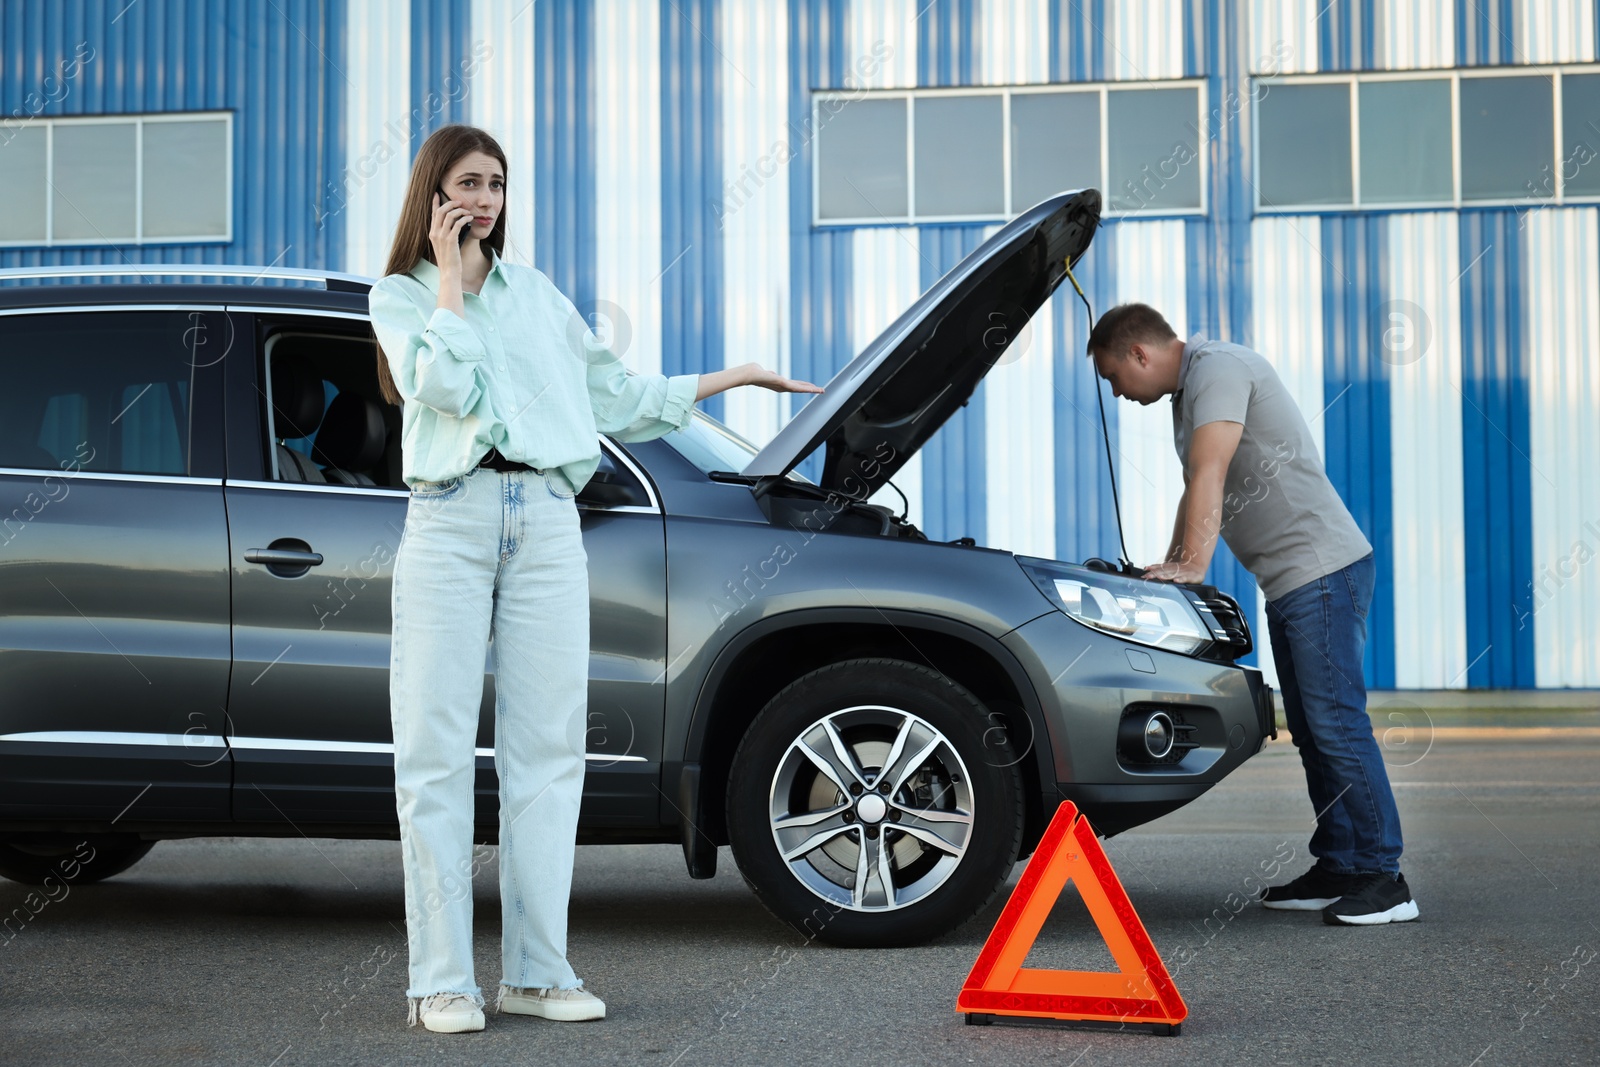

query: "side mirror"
(576, 454), (649, 511)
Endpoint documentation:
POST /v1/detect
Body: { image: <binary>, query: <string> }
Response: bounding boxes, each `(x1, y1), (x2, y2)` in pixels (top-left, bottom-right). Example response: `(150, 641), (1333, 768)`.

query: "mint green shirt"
(368, 246), (701, 493)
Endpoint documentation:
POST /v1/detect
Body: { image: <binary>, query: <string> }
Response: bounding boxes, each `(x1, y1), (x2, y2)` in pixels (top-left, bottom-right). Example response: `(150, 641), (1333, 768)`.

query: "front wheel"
(726, 658), (1024, 947)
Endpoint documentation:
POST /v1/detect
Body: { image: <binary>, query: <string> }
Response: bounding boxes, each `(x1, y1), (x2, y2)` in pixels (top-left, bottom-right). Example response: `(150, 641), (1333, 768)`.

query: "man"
(1087, 303), (1417, 926)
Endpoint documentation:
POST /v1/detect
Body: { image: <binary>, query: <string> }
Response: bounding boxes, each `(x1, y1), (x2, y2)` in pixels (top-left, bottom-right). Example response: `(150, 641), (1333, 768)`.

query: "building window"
(1257, 82), (1352, 206)
(814, 81), (1207, 225)
(1255, 67), (1600, 212)
(0, 112), (231, 246)
(1359, 78), (1452, 204)
(1563, 72), (1600, 196)
(915, 94), (1006, 216)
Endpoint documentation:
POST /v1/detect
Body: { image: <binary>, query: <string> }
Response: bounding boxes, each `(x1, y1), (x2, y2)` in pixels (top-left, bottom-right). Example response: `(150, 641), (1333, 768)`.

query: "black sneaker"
(1322, 872), (1419, 926)
(1260, 864), (1363, 911)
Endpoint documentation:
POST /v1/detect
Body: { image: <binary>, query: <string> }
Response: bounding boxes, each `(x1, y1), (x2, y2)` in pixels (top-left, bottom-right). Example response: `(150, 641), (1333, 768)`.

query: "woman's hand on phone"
(431, 191), (471, 271)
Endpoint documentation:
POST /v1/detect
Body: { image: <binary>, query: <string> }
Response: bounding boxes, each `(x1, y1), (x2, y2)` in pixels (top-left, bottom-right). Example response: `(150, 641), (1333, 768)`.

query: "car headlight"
(1016, 556), (1211, 655)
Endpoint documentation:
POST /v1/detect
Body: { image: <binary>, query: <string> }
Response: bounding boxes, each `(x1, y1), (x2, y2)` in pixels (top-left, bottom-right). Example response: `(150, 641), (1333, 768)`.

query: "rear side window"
(0, 310), (224, 477)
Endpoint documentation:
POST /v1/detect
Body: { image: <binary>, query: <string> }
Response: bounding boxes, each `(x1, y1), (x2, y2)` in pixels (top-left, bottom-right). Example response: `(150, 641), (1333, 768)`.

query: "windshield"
(660, 410), (814, 484)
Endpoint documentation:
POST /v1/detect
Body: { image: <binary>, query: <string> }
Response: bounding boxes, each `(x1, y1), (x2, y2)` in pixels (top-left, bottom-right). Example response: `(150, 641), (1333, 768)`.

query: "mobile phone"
(436, 187), (469, 246)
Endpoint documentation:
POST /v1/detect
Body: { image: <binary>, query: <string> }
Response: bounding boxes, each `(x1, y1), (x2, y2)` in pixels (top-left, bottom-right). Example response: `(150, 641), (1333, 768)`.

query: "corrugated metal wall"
(0, 0), (344, 275)
(5, 0), (1598, 688)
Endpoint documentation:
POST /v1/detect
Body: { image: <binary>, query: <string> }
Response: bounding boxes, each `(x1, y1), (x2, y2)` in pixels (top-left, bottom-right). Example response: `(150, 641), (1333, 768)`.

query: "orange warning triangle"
(956, 800), (1187, 1028)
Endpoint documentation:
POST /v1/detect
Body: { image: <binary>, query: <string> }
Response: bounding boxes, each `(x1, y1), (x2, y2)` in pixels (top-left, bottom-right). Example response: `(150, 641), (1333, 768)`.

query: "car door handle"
(245, 548), (325, 566)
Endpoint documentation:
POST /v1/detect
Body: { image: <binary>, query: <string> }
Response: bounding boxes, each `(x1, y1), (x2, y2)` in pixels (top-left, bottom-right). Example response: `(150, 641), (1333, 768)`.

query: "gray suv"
(0, 190), (1272, 946)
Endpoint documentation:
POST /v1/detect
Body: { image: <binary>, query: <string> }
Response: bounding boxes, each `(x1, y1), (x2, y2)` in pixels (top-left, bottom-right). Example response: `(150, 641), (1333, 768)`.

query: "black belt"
(477, 447), (537, 473)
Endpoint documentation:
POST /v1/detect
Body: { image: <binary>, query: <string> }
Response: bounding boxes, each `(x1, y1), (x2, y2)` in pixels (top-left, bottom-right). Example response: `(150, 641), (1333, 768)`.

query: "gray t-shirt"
(1171, 337), (1372, 602)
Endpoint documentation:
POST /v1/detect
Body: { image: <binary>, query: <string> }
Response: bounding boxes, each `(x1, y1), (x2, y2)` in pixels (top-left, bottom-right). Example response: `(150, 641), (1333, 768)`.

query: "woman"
(368, 124), (821, 1034)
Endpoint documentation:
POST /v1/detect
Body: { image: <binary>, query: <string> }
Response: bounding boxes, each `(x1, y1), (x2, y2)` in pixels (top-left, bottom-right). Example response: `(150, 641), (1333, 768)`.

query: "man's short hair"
(1086, 303), (1178, 360)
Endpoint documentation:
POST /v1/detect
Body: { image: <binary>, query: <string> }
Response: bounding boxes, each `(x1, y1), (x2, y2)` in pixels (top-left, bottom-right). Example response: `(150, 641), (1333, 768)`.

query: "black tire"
(0, 834), (155, 886)
(726, 657), (1024, 947)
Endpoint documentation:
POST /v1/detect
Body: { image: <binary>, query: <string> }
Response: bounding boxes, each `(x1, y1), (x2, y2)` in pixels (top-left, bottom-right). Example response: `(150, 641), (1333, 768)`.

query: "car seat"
(270, 355), (327, 483)
(313, 391), (388, 486)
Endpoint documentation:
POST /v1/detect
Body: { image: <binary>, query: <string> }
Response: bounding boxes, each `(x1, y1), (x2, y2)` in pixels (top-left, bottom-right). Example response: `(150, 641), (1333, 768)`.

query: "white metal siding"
(1525, 207), (1600, 687)
(1377, 0), (1456, 69)
(850, 0), (925, 524)
(1113, 220), (1188, 567)
(595, 0), (665, 376)
(343, 0), (413, 277)
(1113, 0), (1186, 80)
(1248, 214), (1329, 688)
(16, 0), (1600, 690)
(1248, 0), (1320, 73)
(849, 0), (918, 87)
(1514, 0), (1597, 63)
(1386, 212), (1469, 688)
(980, 0), (1048, 86)
(980, 0), (1055, 558)
(720, 0), (794, 447)
(469, 0), (537, 268)
(852, 226), (925, 527)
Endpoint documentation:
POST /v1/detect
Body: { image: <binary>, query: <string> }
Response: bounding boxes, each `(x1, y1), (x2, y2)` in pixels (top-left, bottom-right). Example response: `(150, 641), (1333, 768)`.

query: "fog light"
(1119, 708), (1179, 763)
(1141, 712), (1175, 759)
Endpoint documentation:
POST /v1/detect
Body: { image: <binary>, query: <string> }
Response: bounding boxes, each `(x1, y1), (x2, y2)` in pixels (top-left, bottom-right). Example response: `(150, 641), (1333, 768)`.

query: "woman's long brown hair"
(372, 124), (509, 406)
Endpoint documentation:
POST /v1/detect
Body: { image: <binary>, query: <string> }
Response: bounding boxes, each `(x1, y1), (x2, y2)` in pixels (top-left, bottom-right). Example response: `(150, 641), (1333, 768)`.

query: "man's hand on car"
(1141, 560), (1207, 584)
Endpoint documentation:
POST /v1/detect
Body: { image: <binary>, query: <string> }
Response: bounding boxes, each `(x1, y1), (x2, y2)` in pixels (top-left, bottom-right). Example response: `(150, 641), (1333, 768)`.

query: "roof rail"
(0, 264), (376, 292)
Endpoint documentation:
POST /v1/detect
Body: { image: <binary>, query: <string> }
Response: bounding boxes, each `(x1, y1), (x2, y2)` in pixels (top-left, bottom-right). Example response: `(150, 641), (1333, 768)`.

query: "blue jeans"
(390, 464), (589, 1003)
(1265, 553), (1403, 875)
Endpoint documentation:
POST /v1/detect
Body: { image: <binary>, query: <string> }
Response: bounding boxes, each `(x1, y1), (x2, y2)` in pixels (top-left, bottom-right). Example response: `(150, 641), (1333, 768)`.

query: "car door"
(0, 307), (233, 826)
(221, 307), (669, 830)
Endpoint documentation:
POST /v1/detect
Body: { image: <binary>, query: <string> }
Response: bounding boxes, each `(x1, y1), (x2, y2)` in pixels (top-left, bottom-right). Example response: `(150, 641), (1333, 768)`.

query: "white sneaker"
(497, 982), (606, 1021)
(408, 992), (486, 1033)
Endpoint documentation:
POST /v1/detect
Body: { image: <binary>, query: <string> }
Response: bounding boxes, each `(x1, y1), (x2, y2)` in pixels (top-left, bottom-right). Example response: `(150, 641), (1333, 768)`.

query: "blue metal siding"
(660, 0), (726, 420)
(409, 0), (472, 139)
(916, 225), (989, 543)
(1457, 0), (1518, 65)
(316, 0), (348, 262)
(0, 0), (346, 278)
(1459, 211), (1537, 687)
(1049, 0), (1109, 81)
(534, 0), (597, 309)
(4, 0), (1594, 690)
(1321, 215), (1397, 688)
(787, 0), (852, 486)
(1048, 0), (1119, 564)
(1319, 0), (1379, 70)
(916, 0), (987, 543)
(1049, 233), (1124, 563)
(1184, 0), (1259, 664)
(917, 0), (979, 86)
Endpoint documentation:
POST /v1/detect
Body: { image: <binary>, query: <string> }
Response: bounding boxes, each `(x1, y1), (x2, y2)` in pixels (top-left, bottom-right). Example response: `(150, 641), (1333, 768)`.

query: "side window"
(0, 310), (221, 476)
(261, 329), (402, 489)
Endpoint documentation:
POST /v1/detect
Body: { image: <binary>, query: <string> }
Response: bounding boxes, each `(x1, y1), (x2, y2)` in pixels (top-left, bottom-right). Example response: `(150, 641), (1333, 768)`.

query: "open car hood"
(742, 189), (1101, 497)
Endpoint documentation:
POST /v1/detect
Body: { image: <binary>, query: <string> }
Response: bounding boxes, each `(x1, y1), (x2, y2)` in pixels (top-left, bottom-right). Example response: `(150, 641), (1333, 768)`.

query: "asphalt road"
(2, 728), (1596, 1067)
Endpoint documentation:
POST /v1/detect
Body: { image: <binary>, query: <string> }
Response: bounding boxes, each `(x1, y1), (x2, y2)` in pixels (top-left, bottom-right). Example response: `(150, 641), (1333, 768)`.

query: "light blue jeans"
(389, 463), (589, 1005)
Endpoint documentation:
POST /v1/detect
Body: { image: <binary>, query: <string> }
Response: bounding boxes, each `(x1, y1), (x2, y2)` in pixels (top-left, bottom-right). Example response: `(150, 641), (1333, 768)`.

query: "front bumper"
(1002, 611), (1273, 836)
